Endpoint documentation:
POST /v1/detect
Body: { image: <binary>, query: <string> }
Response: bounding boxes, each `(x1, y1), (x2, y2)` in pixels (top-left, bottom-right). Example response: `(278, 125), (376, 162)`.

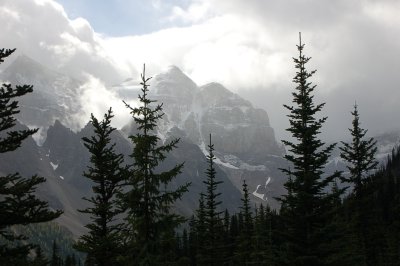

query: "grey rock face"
(116, 66), (287, 209)
(0, 55), (82, 143)
(1, 56), (289, 236)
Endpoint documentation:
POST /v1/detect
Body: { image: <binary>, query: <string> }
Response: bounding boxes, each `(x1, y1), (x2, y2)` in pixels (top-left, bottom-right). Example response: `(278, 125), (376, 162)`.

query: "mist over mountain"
(0, 55), (290, 236)
(2, 54), (398, 239)
(1, 55), (83, 143)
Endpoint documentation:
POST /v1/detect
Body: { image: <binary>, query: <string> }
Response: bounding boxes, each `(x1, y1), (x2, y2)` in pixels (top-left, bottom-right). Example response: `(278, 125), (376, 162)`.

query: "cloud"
(74, 74), (138, 130)
(168, 1), (212, 23)
(2, 0), (400, 141)
(0, 0), (126, 84)
(103, 14), (293, 92)
(163, 0), (400, 140)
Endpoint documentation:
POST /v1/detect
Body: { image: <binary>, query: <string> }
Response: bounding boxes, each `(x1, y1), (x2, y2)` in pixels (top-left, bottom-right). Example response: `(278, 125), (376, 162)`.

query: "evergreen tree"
(319, 179), (361, 266)
(198, 134), (225, 266)
(278, 33), (339, 266)
(0, 48), (62, 265)
(340, 104), (380, 265)
(121, 65), (190, 265)
(188, 216), (198, 266)
(51, 240), (62, 266)
(181, 228), (189, 260)
(222, 209), (234, 264)
(192, 194), (207, 266)
(249, 204), (278, 266)
(74, 108), (126, 266)
(340, 103), (378, 196)
(234, 179), (253, 265)
(31, 246), (49, 266)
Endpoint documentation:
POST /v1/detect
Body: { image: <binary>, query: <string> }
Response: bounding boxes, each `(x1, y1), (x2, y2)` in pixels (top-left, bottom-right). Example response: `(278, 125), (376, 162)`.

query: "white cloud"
(103, 14), (292, 92)
(75, 74), (137, 129)
(0, 0), (125, 84)
(169, 1), (211, 23)
(2, 0), (400, 140)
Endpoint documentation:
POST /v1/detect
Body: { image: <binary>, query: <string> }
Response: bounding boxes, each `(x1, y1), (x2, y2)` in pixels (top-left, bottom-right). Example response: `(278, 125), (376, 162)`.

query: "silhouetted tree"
(121, 65), (190, 265)
(340, 104), (379, 265)
(234, 179), (253, 265)
(278, 33), (339, 266)
(50, 240), (62, 266)
(198, 134), (225, 266)
(74, 108), (127, 266)
(340, 103), (378, 196)
(0, 48), (62, 265)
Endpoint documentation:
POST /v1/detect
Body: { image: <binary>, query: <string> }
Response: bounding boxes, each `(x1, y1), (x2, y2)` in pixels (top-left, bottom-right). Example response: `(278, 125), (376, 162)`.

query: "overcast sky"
(1, 0), (400, 142)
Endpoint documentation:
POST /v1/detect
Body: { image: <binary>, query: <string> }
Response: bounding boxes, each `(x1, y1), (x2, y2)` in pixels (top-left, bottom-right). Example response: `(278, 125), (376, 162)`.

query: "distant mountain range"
(1, 55), (398, 237)
(0, 55), (289, 236)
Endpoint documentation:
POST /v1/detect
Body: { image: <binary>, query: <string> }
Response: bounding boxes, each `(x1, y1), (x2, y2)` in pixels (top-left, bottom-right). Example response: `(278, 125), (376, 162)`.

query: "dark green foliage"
(51, 240), (62, 266)
(234, 179), (253, 265)
(198, 134), (225, 266)
(64, 254), (78, 266)
(74, 108), (126, 266)
(0, 48), (62, 265)
(249, 204), (279, 266)
(339, 104), (379, 265)
(194, 195), (206, 265)
(340, 104), (378, 196)
(121, 65), (190, 265)
(31, 246), (49, 266)
(1, 222), (84, 263)
(278, 33), (340, 266)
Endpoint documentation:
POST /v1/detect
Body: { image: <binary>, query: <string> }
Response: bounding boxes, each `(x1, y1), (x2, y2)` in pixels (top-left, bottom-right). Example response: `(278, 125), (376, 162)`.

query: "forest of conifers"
(0, 36), (399, 266)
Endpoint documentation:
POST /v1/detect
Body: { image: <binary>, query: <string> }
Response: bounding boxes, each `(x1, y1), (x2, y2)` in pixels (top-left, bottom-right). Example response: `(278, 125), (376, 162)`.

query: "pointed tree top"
(299, 32), (302, 46)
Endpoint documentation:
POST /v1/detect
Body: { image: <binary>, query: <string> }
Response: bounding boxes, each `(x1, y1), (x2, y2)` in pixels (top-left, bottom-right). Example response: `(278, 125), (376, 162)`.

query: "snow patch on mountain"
(50, 162), (58, 170)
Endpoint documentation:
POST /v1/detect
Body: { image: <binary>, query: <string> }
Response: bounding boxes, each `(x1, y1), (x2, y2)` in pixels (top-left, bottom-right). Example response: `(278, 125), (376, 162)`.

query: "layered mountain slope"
(0, 56), (288, 236)
(0, 55), (82, 143)
(115, 66), (287, 207)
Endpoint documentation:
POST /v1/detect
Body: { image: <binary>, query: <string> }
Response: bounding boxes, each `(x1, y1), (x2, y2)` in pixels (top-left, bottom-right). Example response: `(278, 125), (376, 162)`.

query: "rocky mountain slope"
(0, 56), (288, 236)
(0, 55), (83, 144)
(115, 66), (288, 205)
(1, 55), (398, 237)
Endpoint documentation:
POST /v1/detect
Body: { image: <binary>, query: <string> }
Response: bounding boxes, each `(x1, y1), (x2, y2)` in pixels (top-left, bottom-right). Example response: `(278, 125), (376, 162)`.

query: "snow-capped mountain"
(114, 65), (288, 206)
(0, 55), (83, 144)
(0, 56), (287, 236)
(2, 55), (399, 237)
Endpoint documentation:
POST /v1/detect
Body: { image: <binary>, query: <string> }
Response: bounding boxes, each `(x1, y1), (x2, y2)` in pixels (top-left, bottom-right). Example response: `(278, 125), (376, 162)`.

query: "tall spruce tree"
(340, 104), (379, 265)
(235, 179), (253, 265)
(194, 193), (206, 265)
(122, 65), (190, 265)
(50, 240), (62, 266)
(340, 103), (378, 196)
(278, 33), (339, 266)
(74, 108), (126, 266)
(198, 134), (225, 266)
(0, 48), (62, 265)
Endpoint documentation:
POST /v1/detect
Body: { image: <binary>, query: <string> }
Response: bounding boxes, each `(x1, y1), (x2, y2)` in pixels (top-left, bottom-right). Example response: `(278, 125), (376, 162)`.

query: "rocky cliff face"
(115, 66), (287, 208)
(0, 55), (82, 143)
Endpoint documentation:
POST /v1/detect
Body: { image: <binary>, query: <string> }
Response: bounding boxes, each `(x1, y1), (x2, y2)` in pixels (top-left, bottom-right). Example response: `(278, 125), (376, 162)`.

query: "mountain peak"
(151, 65), (198, 97)
(3, 54), (61, 83)
(7, 54), (46, 72)
(154, 65), (194, 85)
(201, 82), (231, 93)
(165, 65), (183, 73)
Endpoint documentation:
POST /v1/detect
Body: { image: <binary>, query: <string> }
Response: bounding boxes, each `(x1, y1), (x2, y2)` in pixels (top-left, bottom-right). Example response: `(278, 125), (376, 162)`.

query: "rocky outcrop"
(0, 55), (82, 143)
(1, 56), (288, 236)
(115, 66), (287, 208)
